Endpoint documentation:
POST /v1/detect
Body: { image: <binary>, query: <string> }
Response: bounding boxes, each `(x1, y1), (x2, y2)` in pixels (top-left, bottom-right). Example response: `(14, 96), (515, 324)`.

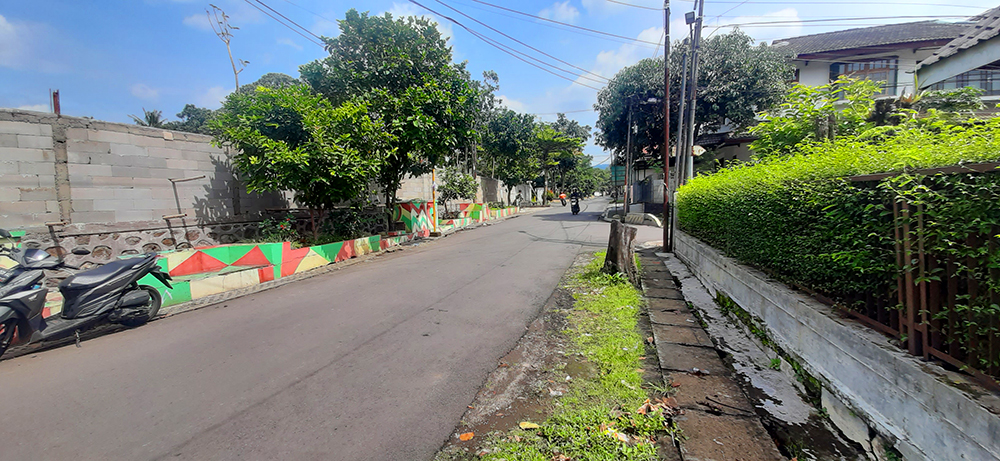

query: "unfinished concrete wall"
(0, 108), (287, 230)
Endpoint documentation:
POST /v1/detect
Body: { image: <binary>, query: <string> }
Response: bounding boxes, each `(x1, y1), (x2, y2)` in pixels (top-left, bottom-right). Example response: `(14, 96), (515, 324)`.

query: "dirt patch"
(435, 258), (583, 459)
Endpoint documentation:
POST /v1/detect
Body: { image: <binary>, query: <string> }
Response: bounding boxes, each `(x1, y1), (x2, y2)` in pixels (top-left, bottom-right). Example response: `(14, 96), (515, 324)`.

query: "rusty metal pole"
(52, 90), (61, 115)
(662, 0), (671, 252)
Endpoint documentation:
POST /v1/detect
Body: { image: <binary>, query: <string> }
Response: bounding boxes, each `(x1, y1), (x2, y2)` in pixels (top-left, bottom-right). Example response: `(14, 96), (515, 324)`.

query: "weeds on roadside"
(481, 252), (673, 461)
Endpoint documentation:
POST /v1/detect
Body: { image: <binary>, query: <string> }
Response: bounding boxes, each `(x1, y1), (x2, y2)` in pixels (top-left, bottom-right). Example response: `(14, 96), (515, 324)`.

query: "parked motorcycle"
(0, 229), (172, 359)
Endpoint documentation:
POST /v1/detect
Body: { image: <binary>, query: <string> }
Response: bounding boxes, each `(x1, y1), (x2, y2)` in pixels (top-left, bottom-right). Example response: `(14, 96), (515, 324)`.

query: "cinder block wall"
(0, 108), (287, 230)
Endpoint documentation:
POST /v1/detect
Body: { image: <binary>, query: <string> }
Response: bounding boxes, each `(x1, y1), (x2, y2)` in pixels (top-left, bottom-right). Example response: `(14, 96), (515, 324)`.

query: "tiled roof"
(918, 6), (1000, 68)
(773, 21), (970, 56)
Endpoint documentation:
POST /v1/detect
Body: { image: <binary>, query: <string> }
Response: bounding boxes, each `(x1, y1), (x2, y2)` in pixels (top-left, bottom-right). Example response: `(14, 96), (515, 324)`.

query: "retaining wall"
(674, 230), (1000, 461)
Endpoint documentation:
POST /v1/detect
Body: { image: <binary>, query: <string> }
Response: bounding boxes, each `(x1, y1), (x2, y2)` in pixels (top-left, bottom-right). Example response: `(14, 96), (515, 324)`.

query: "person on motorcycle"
(558, 192), (567, 206)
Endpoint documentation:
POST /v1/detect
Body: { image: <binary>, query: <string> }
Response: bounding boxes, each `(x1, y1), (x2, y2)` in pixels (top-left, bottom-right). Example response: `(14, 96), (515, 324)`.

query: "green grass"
(482, 252), (671, 461)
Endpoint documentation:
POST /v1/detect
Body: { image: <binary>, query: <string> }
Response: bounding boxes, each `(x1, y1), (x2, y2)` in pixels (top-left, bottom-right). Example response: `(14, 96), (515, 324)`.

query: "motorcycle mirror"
(71, 248), (91, 256)
(0, 229), (10, 238)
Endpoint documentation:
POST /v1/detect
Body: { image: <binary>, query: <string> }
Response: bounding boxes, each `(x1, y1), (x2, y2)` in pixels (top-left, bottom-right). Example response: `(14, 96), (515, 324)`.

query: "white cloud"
(0, 14), (63, 73)
(277, 38), (303, 51)
(182, 13), (213, 31)
(539, 1), (581, 24)
(498, 95), (527, 112)
(385, 3), (454, 43)
(17, 104), (48, 112)
(130, 83), (160, 101)
(581, 0), (628, 15)
(197, 86), (233, 109)
(706, 8), (802, 44)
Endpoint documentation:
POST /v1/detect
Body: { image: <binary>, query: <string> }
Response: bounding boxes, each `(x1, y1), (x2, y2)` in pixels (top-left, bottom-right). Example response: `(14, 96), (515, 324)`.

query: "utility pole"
(625, 102), (633, 215)
(674, 38), (689, 193)
(684, 0), (706, 183)
(662, 0), (671, 252)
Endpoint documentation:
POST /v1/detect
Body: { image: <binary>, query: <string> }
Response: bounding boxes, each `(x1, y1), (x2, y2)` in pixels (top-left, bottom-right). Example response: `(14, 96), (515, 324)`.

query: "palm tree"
(129, 108), (167, 128)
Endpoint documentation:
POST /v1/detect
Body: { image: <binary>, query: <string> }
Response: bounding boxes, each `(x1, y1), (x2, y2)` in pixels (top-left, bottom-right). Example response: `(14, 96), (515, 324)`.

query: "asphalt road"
(0, 198), (663, 461)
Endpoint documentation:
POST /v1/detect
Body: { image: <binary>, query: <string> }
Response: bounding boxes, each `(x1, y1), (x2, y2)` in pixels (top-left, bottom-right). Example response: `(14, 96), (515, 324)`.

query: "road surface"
(0, 199), (663, 461)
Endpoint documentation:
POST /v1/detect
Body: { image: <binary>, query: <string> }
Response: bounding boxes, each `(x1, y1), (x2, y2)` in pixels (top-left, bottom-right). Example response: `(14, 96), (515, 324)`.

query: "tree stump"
(603, 219), (639, 286)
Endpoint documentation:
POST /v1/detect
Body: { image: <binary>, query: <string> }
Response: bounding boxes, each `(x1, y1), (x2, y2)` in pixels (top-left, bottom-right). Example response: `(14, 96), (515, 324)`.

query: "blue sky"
(2, 0), (996, 164)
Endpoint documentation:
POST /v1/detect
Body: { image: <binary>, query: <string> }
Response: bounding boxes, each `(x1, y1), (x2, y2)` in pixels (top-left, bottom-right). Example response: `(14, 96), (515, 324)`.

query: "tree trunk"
(603, 220), (639, 287)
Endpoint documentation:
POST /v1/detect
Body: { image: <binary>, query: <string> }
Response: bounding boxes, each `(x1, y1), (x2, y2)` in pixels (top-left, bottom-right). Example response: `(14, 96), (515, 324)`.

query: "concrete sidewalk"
(638, 250), (783, 460)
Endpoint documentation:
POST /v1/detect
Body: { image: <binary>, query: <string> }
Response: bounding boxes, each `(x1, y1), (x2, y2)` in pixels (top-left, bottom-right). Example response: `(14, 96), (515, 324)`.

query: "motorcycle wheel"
(0, 318), (17, 358)
(120, 285), (162, 327)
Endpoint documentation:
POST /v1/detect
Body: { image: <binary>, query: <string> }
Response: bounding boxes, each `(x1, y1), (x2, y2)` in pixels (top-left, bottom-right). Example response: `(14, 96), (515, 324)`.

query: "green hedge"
(677, 115), (1000, 300)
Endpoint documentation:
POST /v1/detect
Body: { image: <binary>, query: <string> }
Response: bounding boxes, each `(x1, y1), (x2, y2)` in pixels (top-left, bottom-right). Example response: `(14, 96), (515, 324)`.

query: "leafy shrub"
(437, 167), (478, 215)
(677, 115), (1000, 300)
(258, 214), (299, 243)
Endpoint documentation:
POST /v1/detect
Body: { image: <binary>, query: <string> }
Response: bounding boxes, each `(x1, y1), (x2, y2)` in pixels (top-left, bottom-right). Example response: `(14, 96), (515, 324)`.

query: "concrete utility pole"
(625, 103), (633, 215)
(662, 0), (671, 252)
(684, 0), (706, 183)
(674, 39), (689, 193)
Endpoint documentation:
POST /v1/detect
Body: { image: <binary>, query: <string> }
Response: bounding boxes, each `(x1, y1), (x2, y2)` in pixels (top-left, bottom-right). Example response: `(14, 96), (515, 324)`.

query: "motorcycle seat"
(59, 255), (154, 290)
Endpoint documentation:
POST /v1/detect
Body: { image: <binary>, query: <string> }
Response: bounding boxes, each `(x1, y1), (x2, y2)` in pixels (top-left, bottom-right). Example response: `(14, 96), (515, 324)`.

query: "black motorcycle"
(571, 197), (581, 215)
(0, 229), (172, 358)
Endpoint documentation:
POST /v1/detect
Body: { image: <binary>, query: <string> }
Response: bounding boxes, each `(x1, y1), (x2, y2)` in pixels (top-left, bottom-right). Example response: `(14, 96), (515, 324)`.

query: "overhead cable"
(460, 0), (661, 45)
(409, 0), (602, 90)
(242, 0), (324, 46)
(433, 0), (610, 82)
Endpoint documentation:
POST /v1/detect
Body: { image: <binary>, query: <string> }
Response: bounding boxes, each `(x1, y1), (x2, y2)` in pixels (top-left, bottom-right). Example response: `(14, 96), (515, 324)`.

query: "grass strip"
(482, 252), (671, 461)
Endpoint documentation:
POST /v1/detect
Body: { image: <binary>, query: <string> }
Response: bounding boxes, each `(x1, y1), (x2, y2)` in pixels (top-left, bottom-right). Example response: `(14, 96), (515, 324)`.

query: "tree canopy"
(211, 85), (389, 215)
(594, 30), (792, 165)
(300, 9), (482, 209)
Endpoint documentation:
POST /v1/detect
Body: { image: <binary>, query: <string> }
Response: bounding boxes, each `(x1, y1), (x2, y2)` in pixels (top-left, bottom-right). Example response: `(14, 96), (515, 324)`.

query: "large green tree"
(300, 9), (481, 210)
(237, 72), (301, 94)
(594, 30), (792, 165)
(163, 104), (215, 135)
(533, 125), (584, 196)
(211, 85), (389, 235)
(480, 108), (538, 204)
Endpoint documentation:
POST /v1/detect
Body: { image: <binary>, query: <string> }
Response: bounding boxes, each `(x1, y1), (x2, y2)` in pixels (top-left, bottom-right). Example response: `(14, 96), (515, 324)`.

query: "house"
(916, 6), (1000, 99)
(773, 21), (971, 96)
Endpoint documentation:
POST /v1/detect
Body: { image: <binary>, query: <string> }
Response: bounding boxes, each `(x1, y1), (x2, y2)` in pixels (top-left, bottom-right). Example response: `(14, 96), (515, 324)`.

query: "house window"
(830, 58), (899, 96)
(930, 69), (1000, 96)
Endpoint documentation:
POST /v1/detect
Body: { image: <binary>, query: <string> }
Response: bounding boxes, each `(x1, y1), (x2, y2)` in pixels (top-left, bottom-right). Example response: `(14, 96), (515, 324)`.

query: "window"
(930, 69), (1000, 96)
(829, 58), (899, 96)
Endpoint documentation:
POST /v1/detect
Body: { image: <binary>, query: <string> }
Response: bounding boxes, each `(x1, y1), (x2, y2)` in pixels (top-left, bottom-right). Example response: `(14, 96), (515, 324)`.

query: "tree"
(594, 30), (792, 165)
(749, 77), (880, 157)
(300, 9), (481, 210)
(207, 4), (248, 88)
(237, 72), (300, 94)
(533, 125), (584, 197)
(163, 104), (215, 134)
(480, 108), (538, 204)
(211, 85), (389, 236)
(129, 108), (167, 128)
(436, 167), (478, 216)
(551, 113), (591, 142)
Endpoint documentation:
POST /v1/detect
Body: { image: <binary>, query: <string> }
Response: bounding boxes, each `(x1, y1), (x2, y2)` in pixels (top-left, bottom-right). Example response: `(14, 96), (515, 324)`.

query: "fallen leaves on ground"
(636, 397), (680, 416)
(458, 432), (474, 441)
(519, 421), (540, 429)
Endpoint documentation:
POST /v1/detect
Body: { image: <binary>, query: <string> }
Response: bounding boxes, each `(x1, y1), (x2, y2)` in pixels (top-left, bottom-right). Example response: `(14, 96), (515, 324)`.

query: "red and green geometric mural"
(14, 201), (519, 319)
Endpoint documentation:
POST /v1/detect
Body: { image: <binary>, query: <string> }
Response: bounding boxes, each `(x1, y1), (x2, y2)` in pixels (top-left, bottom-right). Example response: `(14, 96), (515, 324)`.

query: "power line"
(461, 0), (662, 45)
(408, 0), (602, 90)
(252, 0), (323, 40)
(715, 14), (970, 27)
(610, 0), (988, 8)
(446, 0), (659, 48)
(707, 0), (753, 38)
(242, 0), (324, 46)
(432, 0), (610, 82)
(532, 109), (595, 114)
(279, 0), (338, 28)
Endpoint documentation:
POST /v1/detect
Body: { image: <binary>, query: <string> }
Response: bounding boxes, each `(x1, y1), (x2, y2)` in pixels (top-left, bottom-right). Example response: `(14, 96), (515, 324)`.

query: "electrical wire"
(252, 0), (323, 40)
(242, 0), (324, 46)
(460, 0), (662, 45)
(409, 0), (602, 90)
(609, 0), (988, 8)
(715, 14), (970, 27)
(279, 0), (339, 27)
(445, 0), (660, 48)
(432, 0), (610, 82)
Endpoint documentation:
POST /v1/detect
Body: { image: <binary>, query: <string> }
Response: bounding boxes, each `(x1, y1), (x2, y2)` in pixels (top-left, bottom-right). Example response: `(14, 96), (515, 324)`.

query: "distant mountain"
(594, 163), (610, 169)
